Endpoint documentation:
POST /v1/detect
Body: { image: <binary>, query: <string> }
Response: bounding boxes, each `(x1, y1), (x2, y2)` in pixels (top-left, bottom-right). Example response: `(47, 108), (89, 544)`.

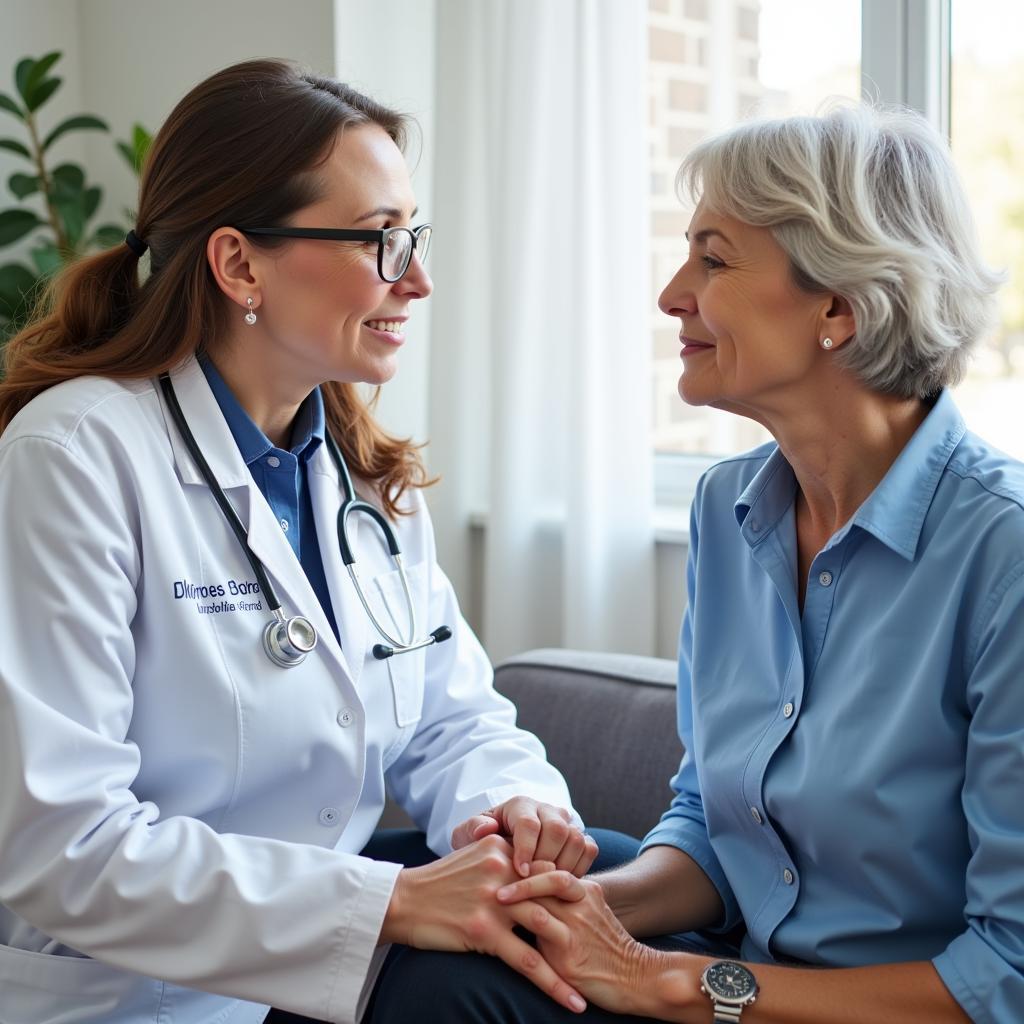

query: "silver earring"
(244, 297), (257, 326)
(821, 337), (834, 350)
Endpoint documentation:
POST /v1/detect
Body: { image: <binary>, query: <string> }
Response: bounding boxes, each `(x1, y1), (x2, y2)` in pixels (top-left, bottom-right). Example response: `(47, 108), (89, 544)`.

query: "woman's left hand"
(450, 797), (599, 877)
(495, 867), (683, 1018)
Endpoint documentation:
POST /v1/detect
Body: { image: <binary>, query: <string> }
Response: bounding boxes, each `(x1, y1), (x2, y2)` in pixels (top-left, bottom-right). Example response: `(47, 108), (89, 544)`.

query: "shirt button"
(318, 807), (340, 827)
(279, 518), (289, 532)
(783, 701), (795, 718)
(750, 807), (763, 825)
(783, 868), (795, 885)
(749, 520), (760, 533)
(266, 455), (281, 468)
(818, 570), (833, 587)
(337, 707), (355, 728)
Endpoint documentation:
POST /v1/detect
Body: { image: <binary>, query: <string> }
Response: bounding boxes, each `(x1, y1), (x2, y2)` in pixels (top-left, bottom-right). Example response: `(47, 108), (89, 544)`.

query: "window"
(649, 0), (862, 458)
(949, 0), (1024, 459)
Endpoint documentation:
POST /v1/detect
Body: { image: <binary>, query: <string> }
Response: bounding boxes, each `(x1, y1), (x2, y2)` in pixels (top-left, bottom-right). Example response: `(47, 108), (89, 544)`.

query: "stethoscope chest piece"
(263, 613), (318, 667)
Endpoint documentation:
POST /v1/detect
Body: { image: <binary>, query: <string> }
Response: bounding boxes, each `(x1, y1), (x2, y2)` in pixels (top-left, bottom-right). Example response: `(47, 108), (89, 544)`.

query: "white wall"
(1, 0), (335, 291)
(77, 0), (335, 235)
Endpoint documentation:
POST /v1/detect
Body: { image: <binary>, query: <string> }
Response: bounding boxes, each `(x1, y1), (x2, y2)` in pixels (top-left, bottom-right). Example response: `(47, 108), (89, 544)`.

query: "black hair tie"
(125, 230), (149, 258)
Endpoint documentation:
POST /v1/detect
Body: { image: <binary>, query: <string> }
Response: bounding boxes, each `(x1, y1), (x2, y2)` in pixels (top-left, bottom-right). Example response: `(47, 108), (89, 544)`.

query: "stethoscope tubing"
(158, 372), (450, 665)
(159, 375), (284, 613)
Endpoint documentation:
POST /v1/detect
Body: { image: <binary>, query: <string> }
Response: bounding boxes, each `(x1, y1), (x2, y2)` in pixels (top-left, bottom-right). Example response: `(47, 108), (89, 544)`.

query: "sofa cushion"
(494, 649), (682, 840)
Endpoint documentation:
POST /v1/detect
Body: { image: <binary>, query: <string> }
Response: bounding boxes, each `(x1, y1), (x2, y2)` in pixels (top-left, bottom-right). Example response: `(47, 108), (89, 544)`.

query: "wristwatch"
(700, 960), (759, 1022)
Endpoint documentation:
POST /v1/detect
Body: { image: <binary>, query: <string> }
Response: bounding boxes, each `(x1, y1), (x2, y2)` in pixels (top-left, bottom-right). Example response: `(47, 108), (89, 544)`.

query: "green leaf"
(0, 209), (44, 248)
(16, 52), (60, 108)
(116, 123), (153, 176)
(55, 194), (86, 248)
(0, 91), (23, 121)
(132, 123), (152, 160)
(43, 114), (108, 151)
(54, 182), (102, 248)
(26, 76), (62, 113)
(0, 263), (38, 320)
(50, 162), (85, 195)
(30, 241), (62, 276)
(0, 260), (40, 335)
(8, 172), (39, 199)
(92, 224), (126, 249)
(0, 138), (31, 159)
(116, 140), (135, 171)
(24, 51), (61, 94)
(83, 185), (102, 221)
(14, 59), (35, 102)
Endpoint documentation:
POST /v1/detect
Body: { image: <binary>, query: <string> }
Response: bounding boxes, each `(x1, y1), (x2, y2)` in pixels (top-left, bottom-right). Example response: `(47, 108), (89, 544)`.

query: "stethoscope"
(159, 374), (452, 667)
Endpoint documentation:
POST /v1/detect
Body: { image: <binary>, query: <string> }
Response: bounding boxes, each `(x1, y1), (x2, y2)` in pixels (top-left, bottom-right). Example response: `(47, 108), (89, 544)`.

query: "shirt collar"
(199, 357), (326, 467)
(849, 389), (965, 560)
(734, 445), (798, 538)
(289, 386), (326, 464)
(734, 390), (966, 561)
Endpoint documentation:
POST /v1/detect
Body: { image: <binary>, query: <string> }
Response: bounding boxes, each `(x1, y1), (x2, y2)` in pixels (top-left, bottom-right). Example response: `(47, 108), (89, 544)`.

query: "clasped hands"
(383, 796), (671, 1017)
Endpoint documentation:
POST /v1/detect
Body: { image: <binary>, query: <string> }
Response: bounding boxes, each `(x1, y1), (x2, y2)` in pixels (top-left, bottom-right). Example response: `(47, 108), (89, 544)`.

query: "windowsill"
(653, 506), (690, 545)
(467, 507), (690, 546)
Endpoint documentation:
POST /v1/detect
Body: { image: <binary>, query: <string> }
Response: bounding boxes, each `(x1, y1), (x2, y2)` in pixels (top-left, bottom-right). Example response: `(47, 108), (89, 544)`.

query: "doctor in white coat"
(0, 59), (598, 1024)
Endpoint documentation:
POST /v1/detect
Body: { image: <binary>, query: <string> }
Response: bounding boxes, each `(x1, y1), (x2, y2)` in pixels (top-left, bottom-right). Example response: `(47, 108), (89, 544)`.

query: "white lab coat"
(0, 357), (576, 1024)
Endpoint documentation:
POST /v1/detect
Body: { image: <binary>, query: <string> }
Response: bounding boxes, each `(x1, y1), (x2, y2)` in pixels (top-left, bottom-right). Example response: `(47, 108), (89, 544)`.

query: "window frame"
(653, 0), (952, 518)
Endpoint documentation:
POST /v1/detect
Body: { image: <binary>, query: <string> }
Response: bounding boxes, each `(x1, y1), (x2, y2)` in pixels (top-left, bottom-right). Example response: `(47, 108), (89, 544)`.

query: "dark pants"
(265, 829), (739, 1023)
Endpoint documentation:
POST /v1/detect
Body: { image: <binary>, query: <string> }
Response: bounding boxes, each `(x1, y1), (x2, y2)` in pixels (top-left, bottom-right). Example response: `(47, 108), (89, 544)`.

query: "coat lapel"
(160, 357), (354, 685)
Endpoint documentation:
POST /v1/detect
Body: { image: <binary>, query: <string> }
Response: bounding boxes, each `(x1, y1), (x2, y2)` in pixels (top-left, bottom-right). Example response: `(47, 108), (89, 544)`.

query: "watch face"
(703, 960), (757, 1001)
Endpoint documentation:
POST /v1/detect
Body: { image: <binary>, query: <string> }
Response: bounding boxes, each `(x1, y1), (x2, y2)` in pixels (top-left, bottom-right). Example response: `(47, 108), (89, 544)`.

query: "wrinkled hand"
(451, 796), (599, 877)
(495, 866), (675, 1018)
(381, 835), (588, 1014)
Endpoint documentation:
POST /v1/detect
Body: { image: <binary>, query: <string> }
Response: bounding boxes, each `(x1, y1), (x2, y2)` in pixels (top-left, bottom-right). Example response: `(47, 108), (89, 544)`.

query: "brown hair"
(0, 58), (431, 516)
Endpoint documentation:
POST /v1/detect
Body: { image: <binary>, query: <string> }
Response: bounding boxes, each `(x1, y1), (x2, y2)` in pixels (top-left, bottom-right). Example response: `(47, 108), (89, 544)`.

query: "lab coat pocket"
(0, 943), (160, 1016)
(372, 564), (428, 728)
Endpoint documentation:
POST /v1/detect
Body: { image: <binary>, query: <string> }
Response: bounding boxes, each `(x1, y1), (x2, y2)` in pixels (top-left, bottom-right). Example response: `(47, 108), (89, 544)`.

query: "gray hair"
(678, 104), (1004, 398)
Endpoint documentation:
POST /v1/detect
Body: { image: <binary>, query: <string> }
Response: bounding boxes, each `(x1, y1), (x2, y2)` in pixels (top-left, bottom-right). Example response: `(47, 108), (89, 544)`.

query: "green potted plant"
(0, 51), (151, 344)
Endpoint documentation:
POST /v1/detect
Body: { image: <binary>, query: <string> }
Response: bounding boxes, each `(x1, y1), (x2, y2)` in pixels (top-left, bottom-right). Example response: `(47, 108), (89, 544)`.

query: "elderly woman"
(368, 106), (1023, 1023)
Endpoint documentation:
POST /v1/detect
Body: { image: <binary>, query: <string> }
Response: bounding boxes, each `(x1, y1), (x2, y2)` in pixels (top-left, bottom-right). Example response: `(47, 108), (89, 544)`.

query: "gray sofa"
(494, 648), (681, 838)
(382, 648), (683, 839)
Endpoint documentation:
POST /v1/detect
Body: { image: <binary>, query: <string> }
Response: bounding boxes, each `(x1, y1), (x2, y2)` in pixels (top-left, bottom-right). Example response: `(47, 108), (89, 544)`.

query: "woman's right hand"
(378, 834), (588, 1014)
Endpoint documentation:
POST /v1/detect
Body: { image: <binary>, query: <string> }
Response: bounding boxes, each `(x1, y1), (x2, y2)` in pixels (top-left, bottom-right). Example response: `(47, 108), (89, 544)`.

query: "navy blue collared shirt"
(642, 390), (1024, 1023)
(200, 359), (339, 641)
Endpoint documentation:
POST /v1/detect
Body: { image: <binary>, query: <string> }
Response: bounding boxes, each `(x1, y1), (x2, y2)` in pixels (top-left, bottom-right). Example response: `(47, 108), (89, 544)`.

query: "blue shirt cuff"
(933, 928), (1024, 1024)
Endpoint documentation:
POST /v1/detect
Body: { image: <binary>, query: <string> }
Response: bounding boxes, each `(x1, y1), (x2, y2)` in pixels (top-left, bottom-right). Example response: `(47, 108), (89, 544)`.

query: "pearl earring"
(244, 297), (257, 326)
(820, 337), (834, 350)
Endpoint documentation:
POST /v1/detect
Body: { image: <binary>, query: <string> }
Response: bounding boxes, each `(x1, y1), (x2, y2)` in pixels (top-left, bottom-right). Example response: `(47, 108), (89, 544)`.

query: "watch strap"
(712, 1006), (746, 1023)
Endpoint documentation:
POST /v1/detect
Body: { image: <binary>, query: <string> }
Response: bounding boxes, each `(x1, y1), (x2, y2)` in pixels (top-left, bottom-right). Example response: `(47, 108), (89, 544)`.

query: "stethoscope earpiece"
(371, 626), (453, 661)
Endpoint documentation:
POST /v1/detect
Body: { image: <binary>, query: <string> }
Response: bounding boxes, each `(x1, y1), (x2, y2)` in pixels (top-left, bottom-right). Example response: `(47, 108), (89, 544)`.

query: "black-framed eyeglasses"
(238, 223), (432, 283)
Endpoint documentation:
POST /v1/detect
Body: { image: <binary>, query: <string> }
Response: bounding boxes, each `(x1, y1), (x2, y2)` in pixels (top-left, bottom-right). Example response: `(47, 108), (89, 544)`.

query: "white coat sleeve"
(383, 494), (581, 854)
(0, 435), (398, 1023)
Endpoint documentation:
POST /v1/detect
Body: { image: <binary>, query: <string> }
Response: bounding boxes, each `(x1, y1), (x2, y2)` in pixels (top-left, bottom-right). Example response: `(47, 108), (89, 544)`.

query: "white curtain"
(427, 0), (655, 663)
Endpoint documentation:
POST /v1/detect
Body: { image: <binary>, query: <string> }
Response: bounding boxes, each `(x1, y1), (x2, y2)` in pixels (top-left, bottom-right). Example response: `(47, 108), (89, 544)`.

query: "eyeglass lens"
(382, 226), (432, 281)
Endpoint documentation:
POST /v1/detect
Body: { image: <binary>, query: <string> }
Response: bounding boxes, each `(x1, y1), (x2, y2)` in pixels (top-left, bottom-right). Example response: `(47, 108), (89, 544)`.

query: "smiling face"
(238, 124), (432, 392)
(658, 201), (835, 424)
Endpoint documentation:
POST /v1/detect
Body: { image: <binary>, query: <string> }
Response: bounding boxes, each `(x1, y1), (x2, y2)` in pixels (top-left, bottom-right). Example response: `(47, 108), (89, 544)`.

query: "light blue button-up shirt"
(642, 390), (1024, 1023)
